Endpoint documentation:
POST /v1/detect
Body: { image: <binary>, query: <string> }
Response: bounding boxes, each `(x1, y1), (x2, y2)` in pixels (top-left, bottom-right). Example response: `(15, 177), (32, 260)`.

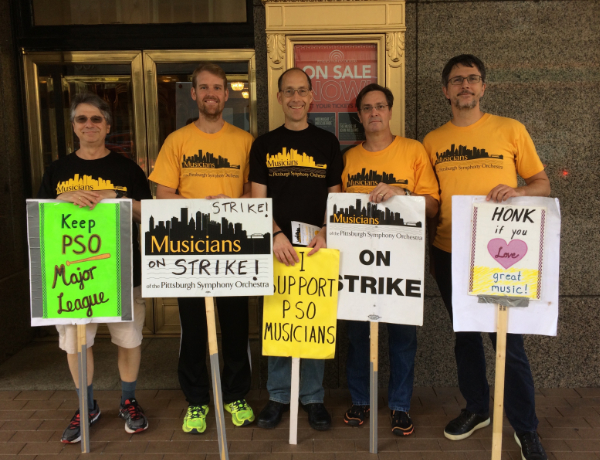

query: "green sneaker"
(182, 405), (209, 434)
(224, 399), (255, 427)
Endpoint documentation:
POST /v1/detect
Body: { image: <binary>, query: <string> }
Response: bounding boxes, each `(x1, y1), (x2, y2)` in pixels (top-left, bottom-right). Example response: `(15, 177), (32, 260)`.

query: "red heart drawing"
(487, 238), (528, 269)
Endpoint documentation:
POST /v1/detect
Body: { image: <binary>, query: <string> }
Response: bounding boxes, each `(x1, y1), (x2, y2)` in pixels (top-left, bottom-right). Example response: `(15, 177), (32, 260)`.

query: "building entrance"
(23, 49), (259, 336)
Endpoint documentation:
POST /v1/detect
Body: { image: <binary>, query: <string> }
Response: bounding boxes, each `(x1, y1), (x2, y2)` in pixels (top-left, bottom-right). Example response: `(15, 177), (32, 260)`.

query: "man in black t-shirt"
(38, 93), (152, 443)
(249, 68), (343, 431)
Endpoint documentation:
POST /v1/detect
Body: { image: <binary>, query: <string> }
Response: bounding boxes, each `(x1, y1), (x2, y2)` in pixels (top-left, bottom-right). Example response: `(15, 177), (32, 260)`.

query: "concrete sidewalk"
(0, 386), (599, 459)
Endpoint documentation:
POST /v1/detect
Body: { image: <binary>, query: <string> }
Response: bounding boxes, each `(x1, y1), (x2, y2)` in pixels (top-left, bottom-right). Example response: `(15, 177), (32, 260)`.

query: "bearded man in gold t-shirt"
(423, 54), (551, 460)
(149, 63), (255, 434)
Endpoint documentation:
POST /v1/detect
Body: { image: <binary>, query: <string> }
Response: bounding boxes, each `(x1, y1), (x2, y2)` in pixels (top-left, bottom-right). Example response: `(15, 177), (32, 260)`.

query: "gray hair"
(70, 93), (113, 126)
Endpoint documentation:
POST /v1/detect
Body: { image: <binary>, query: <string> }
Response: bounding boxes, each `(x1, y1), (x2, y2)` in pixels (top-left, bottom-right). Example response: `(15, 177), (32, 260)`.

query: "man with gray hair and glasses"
(423, 54), (550, 460)
(38, 92), (152, 443)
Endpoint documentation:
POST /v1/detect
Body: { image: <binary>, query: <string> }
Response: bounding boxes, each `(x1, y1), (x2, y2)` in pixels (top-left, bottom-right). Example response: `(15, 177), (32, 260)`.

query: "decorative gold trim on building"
(267, 34), (286, 65)
(386, 31), (404, 62)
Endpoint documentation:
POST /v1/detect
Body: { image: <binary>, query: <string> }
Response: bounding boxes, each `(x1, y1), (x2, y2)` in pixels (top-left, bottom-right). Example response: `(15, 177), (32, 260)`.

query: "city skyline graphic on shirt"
(266, 148), (326, 169)
(182, 150), (240, 169)
(56, 174), (127, 194)
(346, 168), (408, 188)
(434, 144), (503, 165)
(330, 198), (422, 227)
(145, 207), (270, 255)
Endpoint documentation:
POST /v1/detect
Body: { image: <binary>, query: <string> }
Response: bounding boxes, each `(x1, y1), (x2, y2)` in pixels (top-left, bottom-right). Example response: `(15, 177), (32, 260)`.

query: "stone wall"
(254, 0), (600, 388)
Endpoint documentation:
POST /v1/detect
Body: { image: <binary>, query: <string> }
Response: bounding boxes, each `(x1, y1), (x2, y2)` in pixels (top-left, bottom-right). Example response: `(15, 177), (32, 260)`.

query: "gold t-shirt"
(149, 122), (253, 199)
(423, 113), (544, 253)
(342, 136), (440, 201)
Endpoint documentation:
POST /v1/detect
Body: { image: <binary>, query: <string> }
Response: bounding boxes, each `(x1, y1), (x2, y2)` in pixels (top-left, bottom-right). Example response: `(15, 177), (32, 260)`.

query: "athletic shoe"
(119, 398), (149, 434)
(444, 409), (490, 440)
(344, 404), (370, 426)
(391, 410), (414, 436)
(61, 400), (101, 443)
(224, 399), (255, 426)
(182, 405), (209, 434)
(514, 431), (548, 460)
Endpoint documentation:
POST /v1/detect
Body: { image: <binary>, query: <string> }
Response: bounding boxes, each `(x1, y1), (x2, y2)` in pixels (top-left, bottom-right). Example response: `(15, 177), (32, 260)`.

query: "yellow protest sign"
(262, 248), (340, 359)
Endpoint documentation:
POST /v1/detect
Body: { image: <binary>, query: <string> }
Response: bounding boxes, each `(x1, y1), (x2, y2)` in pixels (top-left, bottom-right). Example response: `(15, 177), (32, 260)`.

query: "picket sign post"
(369, 321), (379, 454)
(76, 324), (90, 453)
(205, 298), (229, 460)
(289, 358), (301, 444)
(491, 305), (509, 460)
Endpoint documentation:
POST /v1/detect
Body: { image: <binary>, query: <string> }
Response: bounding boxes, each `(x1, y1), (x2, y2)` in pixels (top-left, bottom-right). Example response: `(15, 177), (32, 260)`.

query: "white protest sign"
(327, 193), (425, 325)
(452, 196), (560, 335)
(141, 198), (273, 297)
(469, 202), (545, 299)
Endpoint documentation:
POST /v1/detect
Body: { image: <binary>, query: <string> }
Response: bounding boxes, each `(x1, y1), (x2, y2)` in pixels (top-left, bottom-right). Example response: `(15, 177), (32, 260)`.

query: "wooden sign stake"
(76, 324), (90, 453)
(289, 357), (300, 444)
(205, 297), (229, 460)
(491, 305), (509, 460)
(369, 321), (379, 454)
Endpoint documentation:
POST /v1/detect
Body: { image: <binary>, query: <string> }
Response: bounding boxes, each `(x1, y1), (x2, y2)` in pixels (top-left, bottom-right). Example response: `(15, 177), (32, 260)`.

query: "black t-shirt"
(38, 152), (152, 287)
(249, 124), (343, 241)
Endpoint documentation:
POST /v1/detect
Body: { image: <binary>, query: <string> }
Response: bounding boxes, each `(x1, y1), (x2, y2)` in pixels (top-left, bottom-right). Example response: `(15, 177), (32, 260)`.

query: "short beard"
(199, 107), (223, 122)
(453, 98), (478, 110)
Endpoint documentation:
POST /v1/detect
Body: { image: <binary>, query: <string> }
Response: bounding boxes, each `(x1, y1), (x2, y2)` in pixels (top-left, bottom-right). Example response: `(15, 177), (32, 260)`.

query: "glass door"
(142, 50), (258, 335)
(23, 49), (258, 335)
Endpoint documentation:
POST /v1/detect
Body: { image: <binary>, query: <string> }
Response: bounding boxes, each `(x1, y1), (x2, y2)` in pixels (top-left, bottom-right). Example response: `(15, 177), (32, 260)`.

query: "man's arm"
(155, 184), (180, 199)
(252, 182), (299, 266)
(240, 182), (252, 198)
(307, 184), (341, 256)
(486, 170), (551, 202)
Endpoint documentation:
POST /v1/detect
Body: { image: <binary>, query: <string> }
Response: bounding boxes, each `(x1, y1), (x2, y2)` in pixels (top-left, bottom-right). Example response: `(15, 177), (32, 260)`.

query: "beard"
(453, 91), (480, 110)
(198, 98), (224, 121)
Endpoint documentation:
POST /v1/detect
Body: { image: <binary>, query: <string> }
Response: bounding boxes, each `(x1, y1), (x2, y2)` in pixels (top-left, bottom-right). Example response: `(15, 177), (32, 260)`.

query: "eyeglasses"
(281, 88), (310, 97)
(74, 115), (105, 124)
(448, 75), (483, 86)
(359, 104), (389, 113)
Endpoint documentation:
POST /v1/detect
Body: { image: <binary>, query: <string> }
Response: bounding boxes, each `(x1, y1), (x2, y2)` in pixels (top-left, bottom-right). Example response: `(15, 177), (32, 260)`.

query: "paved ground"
(0, 387), (599, 459)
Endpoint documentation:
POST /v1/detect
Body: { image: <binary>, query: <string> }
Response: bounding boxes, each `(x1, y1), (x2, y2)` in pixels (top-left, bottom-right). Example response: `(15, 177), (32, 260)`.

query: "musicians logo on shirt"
(346, 168), (408, 191)
(265, 147), (327, 179)
(182, 150), (240, 170)
(56, 174), (126, 194)
(434, 144), (504, 166)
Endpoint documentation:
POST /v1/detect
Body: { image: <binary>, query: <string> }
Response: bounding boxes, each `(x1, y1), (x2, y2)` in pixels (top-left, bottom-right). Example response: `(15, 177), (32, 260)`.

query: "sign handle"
(289, 357), (300, 444)
(491, 305), (509, 460)
(76, 324), (90, 453)
(205, 297), (229, 460)
(369, 321), (379, 454)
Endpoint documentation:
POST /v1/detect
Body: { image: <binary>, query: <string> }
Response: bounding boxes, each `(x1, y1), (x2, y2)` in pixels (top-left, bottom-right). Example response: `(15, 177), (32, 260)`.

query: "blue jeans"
(433, 246), (538, 433)
(267, 356), (325, 405)
(346, 320), (417, 412)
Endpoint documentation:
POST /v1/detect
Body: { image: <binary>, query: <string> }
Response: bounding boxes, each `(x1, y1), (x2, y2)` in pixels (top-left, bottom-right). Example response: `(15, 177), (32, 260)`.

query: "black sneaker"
(61, 400), (101, 443)
(301, 402), (332, 431)
(391, 410), (414, 436)
(119, 398), (149, 434)
(344, 404), (370, 427)
(514, 431), (547, 460)
(444, 409), (490, 440)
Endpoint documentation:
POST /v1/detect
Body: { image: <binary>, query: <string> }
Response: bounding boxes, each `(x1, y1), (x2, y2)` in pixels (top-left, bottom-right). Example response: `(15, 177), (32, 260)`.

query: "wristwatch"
(114, 190), (126, 198)
(403, 188), (411, 196)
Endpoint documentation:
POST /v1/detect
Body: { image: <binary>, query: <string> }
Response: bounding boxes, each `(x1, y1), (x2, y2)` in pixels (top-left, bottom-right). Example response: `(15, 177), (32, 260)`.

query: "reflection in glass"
(156, 65), (251, 150)
(36, 64), (136, 175)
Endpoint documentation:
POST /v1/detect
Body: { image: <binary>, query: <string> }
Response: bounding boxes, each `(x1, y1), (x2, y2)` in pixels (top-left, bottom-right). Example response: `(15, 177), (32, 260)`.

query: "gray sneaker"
(61, 400), (101, 443)
(119, 398), (149, 434)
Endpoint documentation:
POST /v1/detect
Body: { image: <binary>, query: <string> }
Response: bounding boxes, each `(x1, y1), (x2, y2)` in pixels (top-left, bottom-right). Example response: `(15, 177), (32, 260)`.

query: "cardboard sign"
(141, 199), (273, 297)
(327, 193), (425, 325)
(262, 248), (340, 360)
(452, 196), (561, 336)
(469, 202), (546, 299)
(27, 200), (134, 326)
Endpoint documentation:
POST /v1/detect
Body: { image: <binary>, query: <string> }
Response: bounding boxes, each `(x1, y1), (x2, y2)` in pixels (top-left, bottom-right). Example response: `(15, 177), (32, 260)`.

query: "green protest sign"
(27, 200), (133, 326)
